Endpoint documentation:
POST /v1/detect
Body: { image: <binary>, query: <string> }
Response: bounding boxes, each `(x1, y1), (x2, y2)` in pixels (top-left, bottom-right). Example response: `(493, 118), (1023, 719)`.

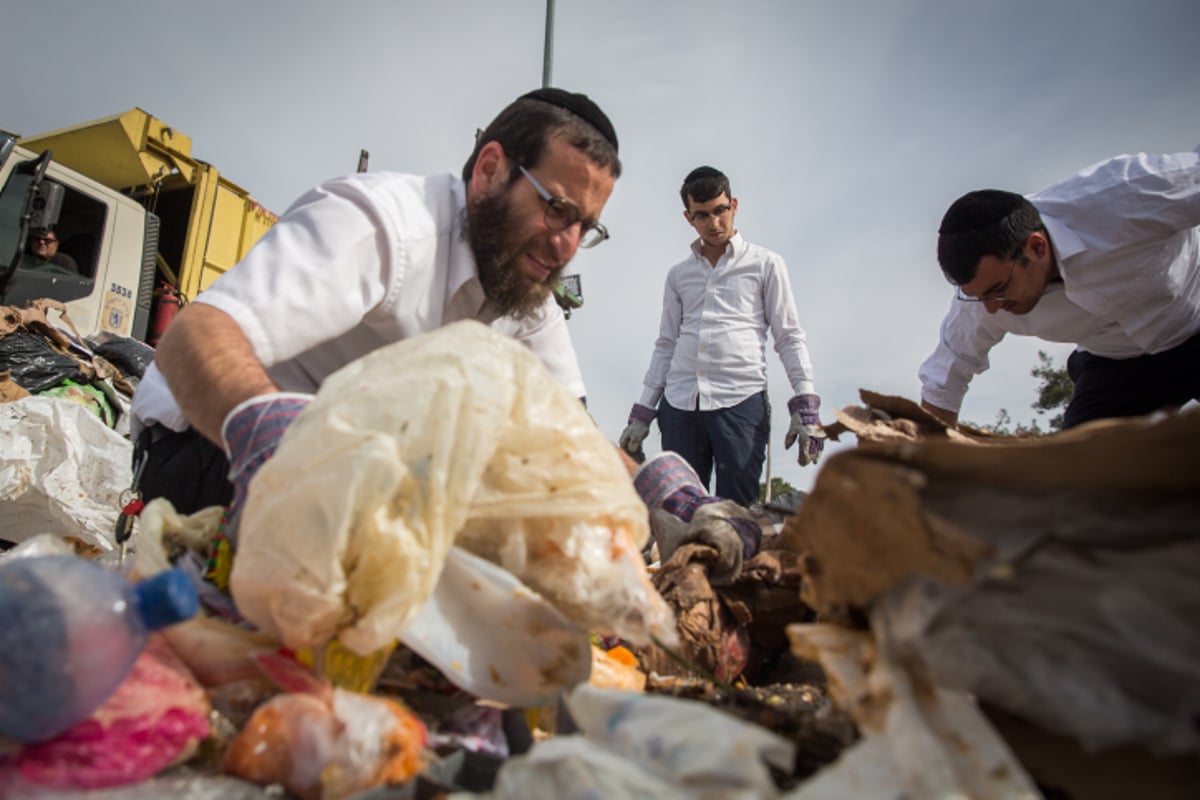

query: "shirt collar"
(1040, 213), (1085, 270)
(690, 231), (745, 261)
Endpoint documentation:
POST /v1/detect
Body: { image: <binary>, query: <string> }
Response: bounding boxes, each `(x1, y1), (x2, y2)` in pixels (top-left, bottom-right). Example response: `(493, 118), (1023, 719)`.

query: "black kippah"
(684, 166), (725, 184)
(519, 87), (618, 153)
(938, 189), (1025, 235)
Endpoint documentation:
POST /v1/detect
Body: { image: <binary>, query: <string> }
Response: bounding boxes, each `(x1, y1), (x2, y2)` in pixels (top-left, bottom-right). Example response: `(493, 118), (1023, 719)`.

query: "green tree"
(759, 476), (798, 503)
(986, 350), (1073, 434)
(1030, 349), (1073, 430)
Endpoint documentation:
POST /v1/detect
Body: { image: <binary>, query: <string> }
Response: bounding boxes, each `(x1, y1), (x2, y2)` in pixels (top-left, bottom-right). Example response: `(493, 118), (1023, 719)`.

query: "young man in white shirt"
(920, 148), (1200, 429)
(132, 88), (620, 516)
(619, 166), (824, 506)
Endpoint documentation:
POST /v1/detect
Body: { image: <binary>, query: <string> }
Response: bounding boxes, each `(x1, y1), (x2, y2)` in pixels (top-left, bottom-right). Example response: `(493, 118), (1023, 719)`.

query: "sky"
(4, 1), (1198, 492)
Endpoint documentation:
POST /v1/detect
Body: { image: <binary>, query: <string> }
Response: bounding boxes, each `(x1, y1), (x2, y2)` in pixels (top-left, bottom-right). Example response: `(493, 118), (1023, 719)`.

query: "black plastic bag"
(90, 336), (155, 380)
(0, 330), (89, 393)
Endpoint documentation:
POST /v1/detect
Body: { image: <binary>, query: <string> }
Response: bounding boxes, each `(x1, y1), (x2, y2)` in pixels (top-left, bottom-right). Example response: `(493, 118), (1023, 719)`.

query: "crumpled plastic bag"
(222, 651), (427, 800)
(0, 396), (131, 550)
(466, 684), (795, 800)
(231, 321), (674, 656)
(784, 625), (1039, 800)
(134, 499), (281, 688)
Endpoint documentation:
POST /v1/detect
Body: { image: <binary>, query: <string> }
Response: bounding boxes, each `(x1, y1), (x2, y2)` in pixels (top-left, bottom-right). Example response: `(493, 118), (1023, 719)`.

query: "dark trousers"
(1064, 329), (1200, 429)
(133, 424), (233, 514)
(658, 391), (770, 506)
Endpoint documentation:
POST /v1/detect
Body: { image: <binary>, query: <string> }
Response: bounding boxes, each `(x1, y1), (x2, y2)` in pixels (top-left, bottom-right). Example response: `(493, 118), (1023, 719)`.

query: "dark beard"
(465, 189), (562, 320)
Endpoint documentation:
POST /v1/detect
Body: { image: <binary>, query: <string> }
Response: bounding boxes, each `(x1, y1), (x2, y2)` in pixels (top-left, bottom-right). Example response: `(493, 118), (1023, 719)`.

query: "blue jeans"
(658, 392), (770, 506)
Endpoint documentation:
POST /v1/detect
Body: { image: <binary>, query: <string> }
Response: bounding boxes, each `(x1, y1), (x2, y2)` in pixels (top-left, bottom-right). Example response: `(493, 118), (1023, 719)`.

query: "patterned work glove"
(633, 452), (762, 585)
(784, 393), (826, 467)
(618, 403), (657, 463)
(220, 392), (314, 544)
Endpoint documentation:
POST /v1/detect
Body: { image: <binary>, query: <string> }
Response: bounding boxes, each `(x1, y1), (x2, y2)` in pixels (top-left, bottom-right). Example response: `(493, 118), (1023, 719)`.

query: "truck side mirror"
(15, 156), (64, 230)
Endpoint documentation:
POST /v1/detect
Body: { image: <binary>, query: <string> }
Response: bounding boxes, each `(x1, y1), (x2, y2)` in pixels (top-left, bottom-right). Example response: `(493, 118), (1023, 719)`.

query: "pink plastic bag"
(1, 634), (210, 790)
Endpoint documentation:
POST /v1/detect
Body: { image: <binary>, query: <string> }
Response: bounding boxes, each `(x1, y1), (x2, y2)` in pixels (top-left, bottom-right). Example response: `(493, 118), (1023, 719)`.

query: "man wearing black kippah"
(130, 88), (622, 514)
(920, 147), (1200, 429)
(620, 166), (823, 507)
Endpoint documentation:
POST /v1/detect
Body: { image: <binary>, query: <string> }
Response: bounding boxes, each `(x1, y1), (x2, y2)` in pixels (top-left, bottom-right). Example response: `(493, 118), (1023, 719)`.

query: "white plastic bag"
(463, 684), (795, 800)
(231, 321), (674, 657)
(0, 396), (131, 550)
(785, 624), (1040, 800)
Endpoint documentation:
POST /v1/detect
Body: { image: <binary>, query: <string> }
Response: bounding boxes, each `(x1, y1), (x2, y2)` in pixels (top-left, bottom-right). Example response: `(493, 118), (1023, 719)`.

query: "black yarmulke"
(684, 166), (725, 184)
(520, 88), (618, 153)
(938, 189), (1025, 235)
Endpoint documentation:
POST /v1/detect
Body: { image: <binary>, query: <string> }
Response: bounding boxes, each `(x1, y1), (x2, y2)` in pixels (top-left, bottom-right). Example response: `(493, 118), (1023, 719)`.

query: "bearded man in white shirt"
(619, 166), (824, 507)
(920, 147), (1200, 430)
(131, 88), (621, 517)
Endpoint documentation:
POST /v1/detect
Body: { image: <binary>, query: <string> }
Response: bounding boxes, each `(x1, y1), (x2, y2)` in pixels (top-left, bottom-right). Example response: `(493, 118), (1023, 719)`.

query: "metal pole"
(542, 0), (555, 88)
(764, 436), (773, 503)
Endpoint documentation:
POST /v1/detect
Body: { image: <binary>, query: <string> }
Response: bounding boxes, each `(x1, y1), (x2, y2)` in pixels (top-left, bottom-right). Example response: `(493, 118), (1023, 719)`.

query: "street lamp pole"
(542, 0), (555, 88)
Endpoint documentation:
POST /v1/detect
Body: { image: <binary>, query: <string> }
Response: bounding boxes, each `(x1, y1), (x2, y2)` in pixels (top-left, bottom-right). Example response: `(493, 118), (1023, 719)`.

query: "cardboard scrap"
(782, 405), (1200, 790)
(824, 388), (1014, 445)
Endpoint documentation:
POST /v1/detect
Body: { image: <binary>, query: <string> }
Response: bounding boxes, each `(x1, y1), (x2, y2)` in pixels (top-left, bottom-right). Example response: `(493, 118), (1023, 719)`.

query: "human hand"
(618, 403), (656, 462)
(784, 393), (826, 467)
(221, 393), (313, 543)
(633, 452), (761, 585)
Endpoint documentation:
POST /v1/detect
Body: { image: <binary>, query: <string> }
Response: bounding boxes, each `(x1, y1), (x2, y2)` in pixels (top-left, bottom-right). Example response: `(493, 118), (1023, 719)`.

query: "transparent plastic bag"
(231, 321), (674, 657)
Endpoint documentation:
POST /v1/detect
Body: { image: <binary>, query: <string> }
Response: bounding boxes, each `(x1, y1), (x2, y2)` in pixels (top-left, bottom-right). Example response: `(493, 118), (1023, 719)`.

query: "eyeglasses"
(955, 260), (1015, 303)
(518, 166), (609, 249)
(688, 204), (733, 224)
(33, 236), (57, 244)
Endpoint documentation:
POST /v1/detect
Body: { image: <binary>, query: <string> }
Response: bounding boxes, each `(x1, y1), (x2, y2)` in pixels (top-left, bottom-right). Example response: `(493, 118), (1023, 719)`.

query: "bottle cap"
(133, 569), (199, 630)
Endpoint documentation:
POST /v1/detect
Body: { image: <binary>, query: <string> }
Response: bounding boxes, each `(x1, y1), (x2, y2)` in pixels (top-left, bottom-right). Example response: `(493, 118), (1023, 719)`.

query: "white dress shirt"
(637, 233), (815, 412)
(133, 172), (584, 434)
(920, 147), (1200, 413)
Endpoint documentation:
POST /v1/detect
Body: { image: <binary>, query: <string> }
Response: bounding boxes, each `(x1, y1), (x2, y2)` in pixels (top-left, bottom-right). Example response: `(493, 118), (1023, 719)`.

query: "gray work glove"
(633, 452), (762, 585)
(618, 403), (657, 463)
(785, 393), (827, 467)
(221, 392), (314, 545)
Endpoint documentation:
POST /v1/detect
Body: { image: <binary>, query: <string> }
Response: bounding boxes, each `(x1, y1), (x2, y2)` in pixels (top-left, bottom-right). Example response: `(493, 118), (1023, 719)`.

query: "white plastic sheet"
(461, 684), (795, 800)
(785, 624), (1041, 800)
(0, 396), (131, 550)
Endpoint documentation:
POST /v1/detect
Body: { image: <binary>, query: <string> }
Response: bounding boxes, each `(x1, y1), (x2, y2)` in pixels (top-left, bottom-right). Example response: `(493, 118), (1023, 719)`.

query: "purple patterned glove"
(633, 452), (761, 585)
(618, 403), (657, 462)
(220, 393), (313, 543)
(785, 393), (826, 467)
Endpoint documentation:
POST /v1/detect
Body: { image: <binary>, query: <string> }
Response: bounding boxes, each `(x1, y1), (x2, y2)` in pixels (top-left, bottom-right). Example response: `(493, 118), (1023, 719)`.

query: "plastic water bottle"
(0, 555), (198, 743)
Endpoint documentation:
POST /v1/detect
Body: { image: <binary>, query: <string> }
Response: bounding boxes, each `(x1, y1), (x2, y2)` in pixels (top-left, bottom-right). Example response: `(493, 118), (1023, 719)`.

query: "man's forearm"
(154, 303), (280, 445)
(921, 400), (959, 428)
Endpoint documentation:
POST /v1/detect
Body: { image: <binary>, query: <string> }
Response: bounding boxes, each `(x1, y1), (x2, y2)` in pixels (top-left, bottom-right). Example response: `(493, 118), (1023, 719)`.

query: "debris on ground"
(2, 315), (1198, 799)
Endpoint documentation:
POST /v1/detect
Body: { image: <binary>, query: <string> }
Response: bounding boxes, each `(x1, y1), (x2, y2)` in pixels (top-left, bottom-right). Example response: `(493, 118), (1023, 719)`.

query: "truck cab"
(0, 109), (276, 344)
(0, 137), (157, 338)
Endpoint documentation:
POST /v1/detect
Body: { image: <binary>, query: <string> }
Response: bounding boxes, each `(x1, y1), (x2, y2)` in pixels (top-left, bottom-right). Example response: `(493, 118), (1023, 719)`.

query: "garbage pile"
(0, 299), (152, 435)
(1, 299), (152, 551)
(0, 327), (1197, 799)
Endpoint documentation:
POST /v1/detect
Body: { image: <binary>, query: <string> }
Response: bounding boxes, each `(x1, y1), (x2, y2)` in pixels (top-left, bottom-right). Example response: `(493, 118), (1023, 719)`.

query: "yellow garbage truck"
(0, 108), (277, 344)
